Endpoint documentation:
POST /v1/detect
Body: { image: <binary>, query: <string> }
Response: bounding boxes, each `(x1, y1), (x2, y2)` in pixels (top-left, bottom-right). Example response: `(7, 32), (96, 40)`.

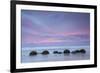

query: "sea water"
(21, 46), (90, 63)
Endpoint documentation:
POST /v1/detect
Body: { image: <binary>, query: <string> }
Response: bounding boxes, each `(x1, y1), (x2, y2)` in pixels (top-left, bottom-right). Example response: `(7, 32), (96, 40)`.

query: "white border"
(16, 4), (94, 69)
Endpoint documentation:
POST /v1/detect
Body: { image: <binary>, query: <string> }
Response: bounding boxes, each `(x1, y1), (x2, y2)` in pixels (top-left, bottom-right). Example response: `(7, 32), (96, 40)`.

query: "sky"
(21, 10), (90, 48)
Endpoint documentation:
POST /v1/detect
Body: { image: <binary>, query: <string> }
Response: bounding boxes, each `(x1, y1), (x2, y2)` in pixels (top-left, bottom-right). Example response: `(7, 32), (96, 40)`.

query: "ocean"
(21, 46), (90, 63)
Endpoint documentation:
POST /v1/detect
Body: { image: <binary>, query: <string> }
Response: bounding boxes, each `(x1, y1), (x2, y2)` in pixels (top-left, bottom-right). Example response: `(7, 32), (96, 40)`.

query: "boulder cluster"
(29, 49), (86, 56)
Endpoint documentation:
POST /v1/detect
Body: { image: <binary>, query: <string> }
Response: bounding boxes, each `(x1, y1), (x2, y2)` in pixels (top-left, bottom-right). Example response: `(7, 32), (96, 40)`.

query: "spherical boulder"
(29, 51), (37, 56)
(79, 49), (86, 53)
(41, 50), (49, 55)
(63, 49), (70, 54)
(71, 49), (86, 54)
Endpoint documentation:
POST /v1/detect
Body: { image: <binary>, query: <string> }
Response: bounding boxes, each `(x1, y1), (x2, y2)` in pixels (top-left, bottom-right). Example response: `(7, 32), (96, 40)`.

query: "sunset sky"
(21, 10), (90, 48)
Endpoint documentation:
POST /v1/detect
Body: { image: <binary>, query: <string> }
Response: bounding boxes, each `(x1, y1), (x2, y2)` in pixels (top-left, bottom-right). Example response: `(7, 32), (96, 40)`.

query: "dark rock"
(53, 51), (58, 54)
(71, 49), (86, 54)
(41, 50), (49, 55)
(57, 52), (62, 54)
(53, 51), (62, 54)
(29, 51), (37, 56)
(63, 49), (70, 54)
(79, 49), (86, 53)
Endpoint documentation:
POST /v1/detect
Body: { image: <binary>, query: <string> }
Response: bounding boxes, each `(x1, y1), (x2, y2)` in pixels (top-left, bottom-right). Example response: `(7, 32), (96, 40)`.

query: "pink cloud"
(49, 29), (89, 36)
(36, 38), (63, 44)
(23, 36), (63, 44)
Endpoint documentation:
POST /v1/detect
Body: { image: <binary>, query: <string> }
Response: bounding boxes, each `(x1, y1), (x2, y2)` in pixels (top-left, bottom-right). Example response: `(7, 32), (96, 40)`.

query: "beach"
(21, 46), (90, 63)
